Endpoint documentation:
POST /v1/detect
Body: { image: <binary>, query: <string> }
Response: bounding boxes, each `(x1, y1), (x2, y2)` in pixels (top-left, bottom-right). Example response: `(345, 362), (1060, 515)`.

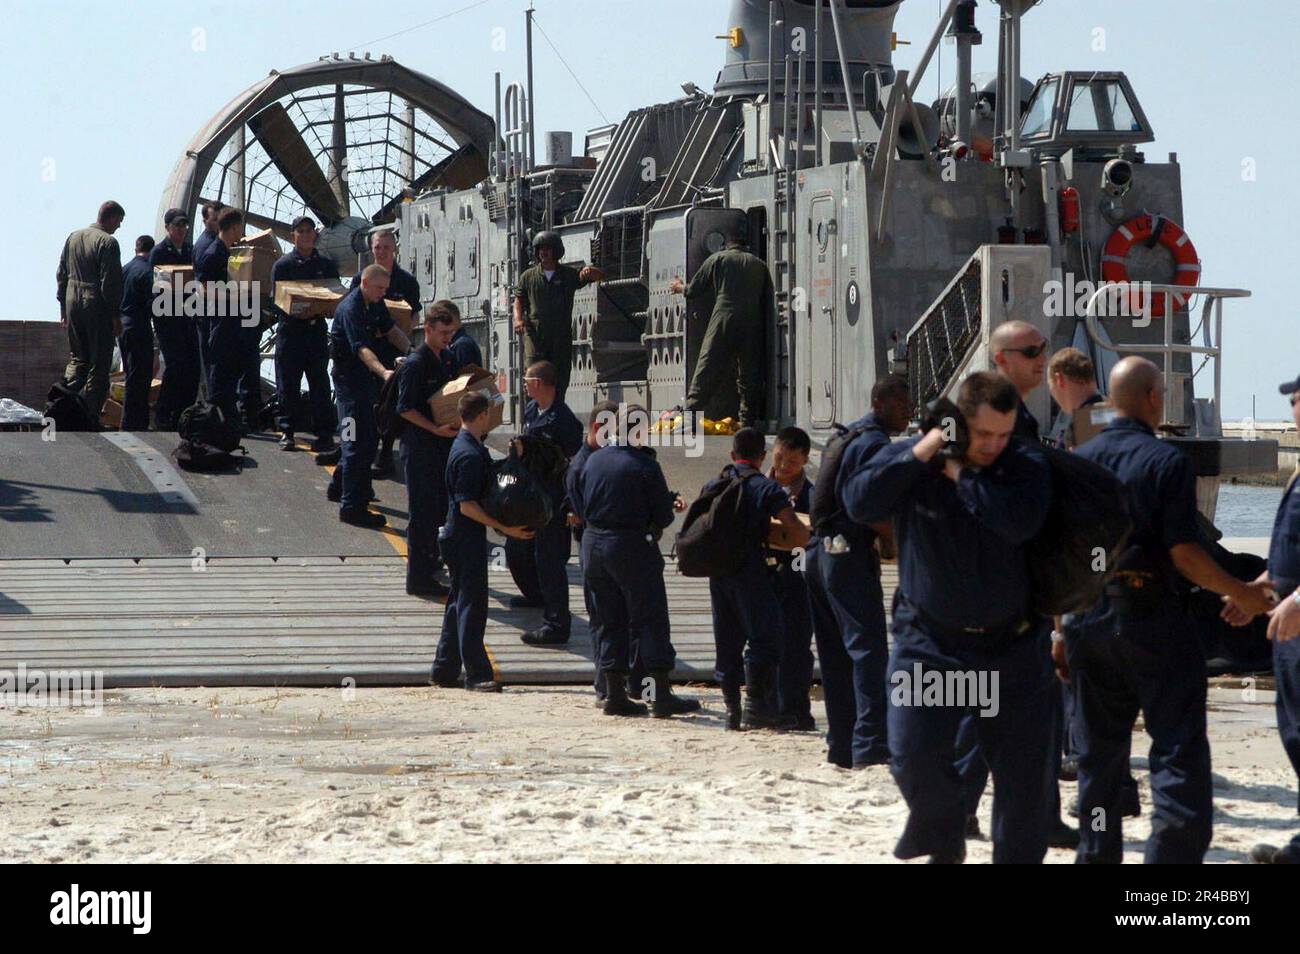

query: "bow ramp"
(0, 431), (748, 688)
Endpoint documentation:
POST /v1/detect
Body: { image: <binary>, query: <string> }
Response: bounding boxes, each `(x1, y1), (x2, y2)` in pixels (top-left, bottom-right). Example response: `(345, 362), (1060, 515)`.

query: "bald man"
(991, 320), (1049, 443)
(1063, 356), (1273, 863)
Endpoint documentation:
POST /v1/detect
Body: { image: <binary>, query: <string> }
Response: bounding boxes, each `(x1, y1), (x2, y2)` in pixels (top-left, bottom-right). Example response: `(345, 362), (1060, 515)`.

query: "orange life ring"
(1100, 214), (1201, 318)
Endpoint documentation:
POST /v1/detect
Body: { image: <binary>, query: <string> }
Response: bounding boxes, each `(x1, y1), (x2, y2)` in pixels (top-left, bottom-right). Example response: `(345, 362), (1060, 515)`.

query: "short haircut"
(98, 200), (125, 224)
(361, 263), (390, 283)
(201, 200), (224, 223)
(589, 399), (619, 427)
(732, 426), (767, 460)
(871, 373), (909, 403)
(956, 371), (1019, 419)
(216, 207), (243, 231)
(459, 390), (490, 423)
(1047, 346), (1095, 384)
(135, 235), (155, 254)
(774, 426), (810, 455)
(370, 229), (397, 249)
(424, 300), (460, 326)
(525, 360), (557, 388)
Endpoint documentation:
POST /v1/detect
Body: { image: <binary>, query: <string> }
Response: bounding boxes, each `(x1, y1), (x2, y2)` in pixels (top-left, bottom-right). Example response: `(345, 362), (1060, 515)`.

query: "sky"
(1, 0), (1296, 419)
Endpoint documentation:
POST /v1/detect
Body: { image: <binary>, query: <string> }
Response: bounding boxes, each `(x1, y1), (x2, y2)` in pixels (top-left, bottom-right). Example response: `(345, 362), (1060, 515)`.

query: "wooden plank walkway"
(0, 555), (900, 687)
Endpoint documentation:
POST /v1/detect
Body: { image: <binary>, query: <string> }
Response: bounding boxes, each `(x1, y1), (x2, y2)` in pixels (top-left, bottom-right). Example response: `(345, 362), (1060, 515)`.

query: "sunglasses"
(1003, 342), (1047, 359)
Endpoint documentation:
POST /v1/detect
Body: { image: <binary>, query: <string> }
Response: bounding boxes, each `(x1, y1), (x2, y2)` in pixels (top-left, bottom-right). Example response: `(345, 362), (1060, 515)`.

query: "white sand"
(0, 682), (1294, 863)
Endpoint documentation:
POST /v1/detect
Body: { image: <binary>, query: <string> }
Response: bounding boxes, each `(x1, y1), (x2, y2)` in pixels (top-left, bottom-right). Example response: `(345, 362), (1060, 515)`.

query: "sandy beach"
(1, 679), (1294, 864)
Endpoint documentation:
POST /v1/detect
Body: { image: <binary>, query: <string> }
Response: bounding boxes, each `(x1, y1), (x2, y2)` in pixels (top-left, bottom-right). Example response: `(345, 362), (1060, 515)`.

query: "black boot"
(603, 672), (647, 717)
(649, 671), (701, 718)
(721, 680), (742, 731)
(742, 663), (785, 730)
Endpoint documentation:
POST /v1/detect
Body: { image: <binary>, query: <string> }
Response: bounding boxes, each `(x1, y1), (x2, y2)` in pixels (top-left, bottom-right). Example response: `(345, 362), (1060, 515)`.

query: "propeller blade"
(247, 102), (345, 226)
(329, 85), (351, 218)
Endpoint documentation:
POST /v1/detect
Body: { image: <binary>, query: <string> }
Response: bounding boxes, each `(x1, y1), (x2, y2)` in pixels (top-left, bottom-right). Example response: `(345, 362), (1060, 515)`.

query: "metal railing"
(904, 252), (984, 411)
(1081, 283), (1250, 423)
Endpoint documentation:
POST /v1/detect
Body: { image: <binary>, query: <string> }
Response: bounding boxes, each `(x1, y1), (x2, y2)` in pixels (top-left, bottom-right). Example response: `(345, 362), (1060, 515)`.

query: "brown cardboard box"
(100, 398), (122, 429)
(274, 279), (348, 320)
(228, 241), (279, 293)
(109, 371), (162, 404)
(767, 512), (812, 551)
(429, 364), (504, 431)
(153, 264), (193, 295)
(1072, 401), (1119, 447)
(383, 298), (414, 335)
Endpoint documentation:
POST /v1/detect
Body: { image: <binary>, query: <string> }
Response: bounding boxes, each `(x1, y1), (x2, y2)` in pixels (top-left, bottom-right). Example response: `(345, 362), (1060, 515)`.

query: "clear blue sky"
(2, 0), (1295, 419)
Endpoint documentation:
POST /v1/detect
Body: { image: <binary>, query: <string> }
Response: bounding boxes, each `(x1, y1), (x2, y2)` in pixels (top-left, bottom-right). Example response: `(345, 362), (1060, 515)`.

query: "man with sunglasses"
(988, 318), (1081, 848)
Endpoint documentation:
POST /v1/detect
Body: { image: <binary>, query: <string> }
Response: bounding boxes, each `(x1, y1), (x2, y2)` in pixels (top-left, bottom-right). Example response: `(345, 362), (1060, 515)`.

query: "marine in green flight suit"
(512, 230), (603, 402)
(56, 201), (127, 419)
(669, 222), (773, 428)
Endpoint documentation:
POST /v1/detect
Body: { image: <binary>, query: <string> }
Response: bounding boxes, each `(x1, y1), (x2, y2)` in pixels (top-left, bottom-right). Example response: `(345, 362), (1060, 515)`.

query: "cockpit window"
(1020, 78), (1058, 137)
(1066, 78), (1141, 133)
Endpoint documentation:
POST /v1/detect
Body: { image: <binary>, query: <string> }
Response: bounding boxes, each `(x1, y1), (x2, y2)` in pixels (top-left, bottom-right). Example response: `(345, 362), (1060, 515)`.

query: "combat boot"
(649, 671), (701, 718)
(721, 680), (742, 730)
(603, 672), (648, 717)
(742, 663), (786, 730)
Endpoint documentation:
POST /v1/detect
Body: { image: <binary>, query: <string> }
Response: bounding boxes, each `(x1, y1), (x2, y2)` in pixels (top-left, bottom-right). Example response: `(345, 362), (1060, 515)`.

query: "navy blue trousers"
(237, 321), (264, 424)
(1066, 610), (1212, 864)
(709, 560), (782, 687)
(333, 372), (377, 512)
(1275, 634), (1300, 862)
(434, 529), (494, 685)
(117, 321), (153, 431)
(274, 320), (334, 436)
(887, 599), (1052, 863)
(805, 542), (890, 767)
(506, 508), (572, 638)
(206, 317), (242, 425)
(771, 558), (814, 721)
(152, 314), (200, 428)
(582, 529), (674, 676)
(401, 436), (450, 592)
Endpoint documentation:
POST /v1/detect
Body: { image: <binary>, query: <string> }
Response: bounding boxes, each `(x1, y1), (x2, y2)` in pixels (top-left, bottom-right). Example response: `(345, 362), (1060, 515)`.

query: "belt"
(898, 594), (1032, 642)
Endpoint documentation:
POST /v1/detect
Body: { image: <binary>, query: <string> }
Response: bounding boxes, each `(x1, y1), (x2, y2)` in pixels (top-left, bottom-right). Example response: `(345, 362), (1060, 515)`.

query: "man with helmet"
(512, 230), (603, 402)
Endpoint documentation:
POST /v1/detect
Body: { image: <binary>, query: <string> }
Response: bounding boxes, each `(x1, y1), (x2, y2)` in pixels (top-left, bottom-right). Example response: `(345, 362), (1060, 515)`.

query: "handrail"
(1081, 282), (1250, 424)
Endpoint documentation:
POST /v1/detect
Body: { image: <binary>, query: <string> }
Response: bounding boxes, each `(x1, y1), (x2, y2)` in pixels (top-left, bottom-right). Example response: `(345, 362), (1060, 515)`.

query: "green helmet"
(532, 230), (565, 259)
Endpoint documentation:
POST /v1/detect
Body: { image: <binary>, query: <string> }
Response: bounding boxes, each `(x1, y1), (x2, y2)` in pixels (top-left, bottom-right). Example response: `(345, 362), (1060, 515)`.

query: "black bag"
(375, 371), (405, 441)
(1026, 445), (1133, 616)
(675, 467), (761, 578)
(42, 381), (99, 432)
(485, 446), (553, 530)
(173, 401), (245, 471)
(809, 420), (884, 537)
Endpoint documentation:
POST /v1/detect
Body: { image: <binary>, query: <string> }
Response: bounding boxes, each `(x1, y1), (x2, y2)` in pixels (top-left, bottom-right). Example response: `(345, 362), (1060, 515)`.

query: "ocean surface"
(1216, 483), (1284, 538)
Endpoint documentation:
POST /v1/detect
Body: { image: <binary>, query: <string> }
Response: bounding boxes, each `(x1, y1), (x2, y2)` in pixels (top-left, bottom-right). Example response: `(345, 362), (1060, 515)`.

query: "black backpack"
(1025, 445), (1134, 616)
(374, 371), (405, 441)
(173, 401), (245, 471)
(809, 420), (884, 537)
(675, 467), (761, 578)
(43, 381), (99, 432)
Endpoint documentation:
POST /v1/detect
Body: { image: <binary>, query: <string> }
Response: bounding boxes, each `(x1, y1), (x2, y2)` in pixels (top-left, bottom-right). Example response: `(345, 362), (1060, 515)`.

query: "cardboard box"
(767, 512), (812, 551)
(274, 279), (348, 320)
(100, 398), (122, 429)
(153, 264), (193, 295)
(109, 371), (162, 404)
(228, 242), (279, 294)
(429, 364), (504, 431)
(1072, 401), (1119, 448)
(383, 298), (414, 335)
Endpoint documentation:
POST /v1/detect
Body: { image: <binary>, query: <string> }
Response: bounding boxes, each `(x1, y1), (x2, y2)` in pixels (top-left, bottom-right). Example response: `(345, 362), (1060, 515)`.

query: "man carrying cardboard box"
(196, 207), (247, 428)
(350, 229), (421, 479)
(148, 208), (199, 429)
(271, 216), (339, 453)
(327, 264), (411, 528)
